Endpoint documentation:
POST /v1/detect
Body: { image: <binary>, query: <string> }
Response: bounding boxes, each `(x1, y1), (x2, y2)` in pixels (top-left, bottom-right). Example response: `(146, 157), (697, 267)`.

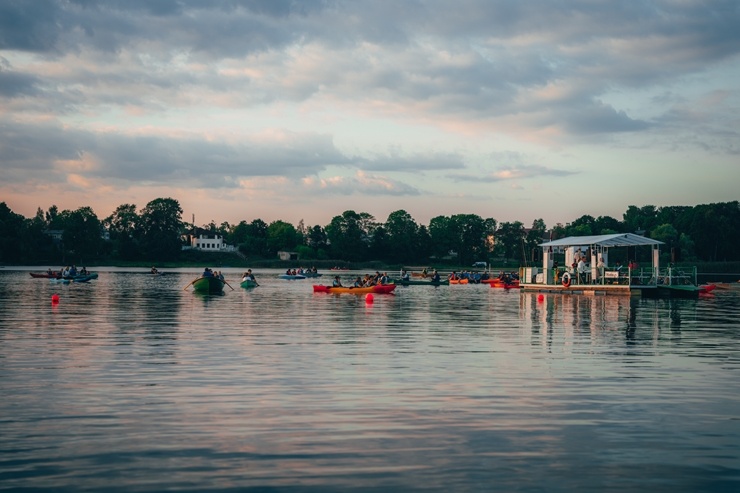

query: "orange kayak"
(488, 279), (520, 289)
(313, 284), (397, 294)
(449, 278), (469, 284)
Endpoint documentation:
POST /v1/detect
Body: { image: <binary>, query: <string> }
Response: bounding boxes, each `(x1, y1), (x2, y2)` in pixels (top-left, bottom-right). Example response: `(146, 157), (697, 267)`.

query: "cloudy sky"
(1, 0), (738, 229)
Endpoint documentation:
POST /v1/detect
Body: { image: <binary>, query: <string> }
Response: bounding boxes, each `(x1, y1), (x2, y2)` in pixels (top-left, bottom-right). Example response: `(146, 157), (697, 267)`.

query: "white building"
(186, 234), (236, 252)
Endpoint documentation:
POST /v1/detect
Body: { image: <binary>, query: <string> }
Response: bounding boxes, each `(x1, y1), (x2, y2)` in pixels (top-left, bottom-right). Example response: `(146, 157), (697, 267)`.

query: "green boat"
(393, 278), (449, 286)
(240, 279), (258, 289)
(656, 284), (702, 298)
(191, 276), (226, 294)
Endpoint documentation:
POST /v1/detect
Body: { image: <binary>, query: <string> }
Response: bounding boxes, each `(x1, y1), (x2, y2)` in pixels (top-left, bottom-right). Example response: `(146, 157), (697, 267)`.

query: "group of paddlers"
(333, 271), (391, 287)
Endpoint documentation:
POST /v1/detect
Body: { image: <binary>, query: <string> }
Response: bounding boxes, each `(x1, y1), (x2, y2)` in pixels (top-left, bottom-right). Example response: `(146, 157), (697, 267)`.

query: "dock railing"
(521, 266), (661, 287)
(657, 266), (697, 286)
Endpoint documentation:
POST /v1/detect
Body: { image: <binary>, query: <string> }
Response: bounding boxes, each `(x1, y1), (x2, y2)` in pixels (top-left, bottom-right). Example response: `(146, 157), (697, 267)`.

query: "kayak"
(488, 279), (520, 289)
(313, 284), (397, 294)
(394, 278), (448, 286)
(31, 271), (62, 278)
(191, 276), (226, 294)
(699, 284), (716, 293)
(241, 279), (258, 289)
(32, 271), (98, 280)
(70, 274), (97, 283)
(449, 278), (469, 284)
(279, 274), (306, 280)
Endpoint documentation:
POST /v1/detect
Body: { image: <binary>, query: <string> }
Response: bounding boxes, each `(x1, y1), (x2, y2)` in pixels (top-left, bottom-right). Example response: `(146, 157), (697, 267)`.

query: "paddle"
(223, 280), (235, 291)
(183, 278), (198, 290)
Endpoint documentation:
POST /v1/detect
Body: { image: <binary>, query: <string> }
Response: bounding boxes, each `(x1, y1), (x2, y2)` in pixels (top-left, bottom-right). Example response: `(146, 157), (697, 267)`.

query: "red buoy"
(51, 293), (60, 303)
(365, 293), (374, 303)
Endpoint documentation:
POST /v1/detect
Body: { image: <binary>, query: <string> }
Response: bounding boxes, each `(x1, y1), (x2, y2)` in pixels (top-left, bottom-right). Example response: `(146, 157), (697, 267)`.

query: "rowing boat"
(192, 276), (226, 294)
(313, 284), (397, 294)
(240, 279), (258, 289)
(279, 274), (306, 280)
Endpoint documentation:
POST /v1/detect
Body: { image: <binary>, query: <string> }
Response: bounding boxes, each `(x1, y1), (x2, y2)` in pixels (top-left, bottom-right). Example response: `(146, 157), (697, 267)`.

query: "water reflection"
(0, 269), (739, 492)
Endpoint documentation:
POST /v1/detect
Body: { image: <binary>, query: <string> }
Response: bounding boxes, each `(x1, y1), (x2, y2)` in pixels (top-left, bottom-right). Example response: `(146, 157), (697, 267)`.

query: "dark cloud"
(564, 102), (651, 134)
(0, 0), (62, 52)
(0, 0), (738, 196)
(0, 119), (350, 187)
(0, 58), (41, 97)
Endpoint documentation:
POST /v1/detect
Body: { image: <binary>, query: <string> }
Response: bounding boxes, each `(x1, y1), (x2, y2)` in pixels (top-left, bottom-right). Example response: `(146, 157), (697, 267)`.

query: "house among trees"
(278, 251), (298, 261)
(183, 234), (236, 252)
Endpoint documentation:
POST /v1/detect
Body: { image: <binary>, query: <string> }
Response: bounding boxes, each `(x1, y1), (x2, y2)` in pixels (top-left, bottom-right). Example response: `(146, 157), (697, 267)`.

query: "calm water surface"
(1, 267), (739, 492)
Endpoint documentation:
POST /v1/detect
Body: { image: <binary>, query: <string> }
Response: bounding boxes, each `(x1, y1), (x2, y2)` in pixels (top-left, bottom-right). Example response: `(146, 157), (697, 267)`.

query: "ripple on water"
(0, 269), (739, 492)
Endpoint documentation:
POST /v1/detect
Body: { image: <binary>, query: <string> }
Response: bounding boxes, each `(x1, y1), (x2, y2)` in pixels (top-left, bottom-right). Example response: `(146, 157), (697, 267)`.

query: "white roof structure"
(540, 233), (663, 248)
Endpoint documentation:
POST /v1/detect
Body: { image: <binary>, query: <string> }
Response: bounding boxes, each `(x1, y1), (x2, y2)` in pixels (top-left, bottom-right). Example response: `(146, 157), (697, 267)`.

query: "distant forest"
(1, 199), (738, 267)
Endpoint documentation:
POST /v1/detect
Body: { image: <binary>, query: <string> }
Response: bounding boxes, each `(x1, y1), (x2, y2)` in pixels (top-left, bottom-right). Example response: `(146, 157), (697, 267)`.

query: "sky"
(1, 0), (738, 230)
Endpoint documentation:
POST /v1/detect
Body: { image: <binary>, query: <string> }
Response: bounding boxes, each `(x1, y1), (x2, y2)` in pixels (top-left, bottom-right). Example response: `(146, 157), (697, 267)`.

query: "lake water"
(1, 267), (739, 492)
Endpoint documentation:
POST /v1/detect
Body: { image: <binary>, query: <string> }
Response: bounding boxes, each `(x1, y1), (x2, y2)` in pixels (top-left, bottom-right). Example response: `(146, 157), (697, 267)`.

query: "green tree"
(306, 225), (328, 251)
(384, 210), (420, 264)
(416, 225), (432, 261)
(240, 219), (269, 257)
(428, 215), (455, 260)
(139, 198), (183, 261)
(679, 233), (696, 261)
(428, 215), (495, 265)
(494, 221), (525, 261)
(551, 223), (567, 240)
(450, 214), (490, 265)
(103, 204), (140, 260)
(688, 202), (740, 261)
(566, 215), (595, 236)
(59, 206), (102, 262)
(0, 202), (26, 263)
(18, 208), (55, 263)
(45, 205), (61, 229)
(524, 218), (547, 264)
(229, 220), (249, 245)
(325, 211), (372, 261)
(651, 223), (679, 261)
(593, 215), (623, 234)
(623, 205), (658, 235)
(266, 220), (300, 255)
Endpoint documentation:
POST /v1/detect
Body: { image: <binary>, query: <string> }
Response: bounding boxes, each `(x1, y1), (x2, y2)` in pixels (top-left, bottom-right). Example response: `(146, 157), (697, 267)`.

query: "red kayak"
(488, 279), (520, 289)
(30, 272), (62, 279)
(699, 284), (716, 293)
(313, 284), (397, 294)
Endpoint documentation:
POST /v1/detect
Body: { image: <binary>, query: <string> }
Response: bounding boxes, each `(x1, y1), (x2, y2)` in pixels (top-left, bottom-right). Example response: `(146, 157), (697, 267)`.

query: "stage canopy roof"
(539, 233), (663, 248)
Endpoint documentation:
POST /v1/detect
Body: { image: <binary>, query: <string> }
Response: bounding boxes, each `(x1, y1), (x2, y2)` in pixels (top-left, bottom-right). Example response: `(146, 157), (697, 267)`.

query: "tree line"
(0, 199), (738, 266)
